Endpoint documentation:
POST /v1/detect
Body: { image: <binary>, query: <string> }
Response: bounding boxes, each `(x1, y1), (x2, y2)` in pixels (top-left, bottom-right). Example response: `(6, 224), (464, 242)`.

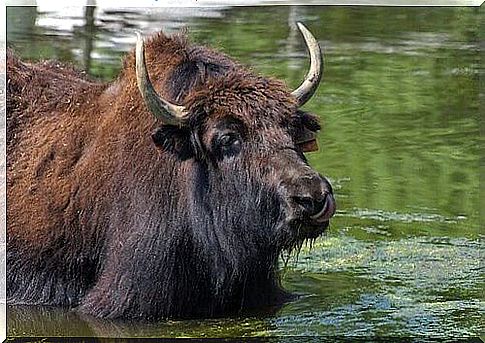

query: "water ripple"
(342, 208), (466, 224)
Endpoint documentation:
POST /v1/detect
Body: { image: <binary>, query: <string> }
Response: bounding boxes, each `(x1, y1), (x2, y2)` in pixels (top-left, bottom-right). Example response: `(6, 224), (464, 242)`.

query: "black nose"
(293, 192), (336, 220)
(294, 195), (325, 217)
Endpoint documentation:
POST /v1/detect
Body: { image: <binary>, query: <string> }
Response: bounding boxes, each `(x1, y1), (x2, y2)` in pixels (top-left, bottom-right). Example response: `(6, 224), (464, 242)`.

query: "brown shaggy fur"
(7, 30), (330, 319)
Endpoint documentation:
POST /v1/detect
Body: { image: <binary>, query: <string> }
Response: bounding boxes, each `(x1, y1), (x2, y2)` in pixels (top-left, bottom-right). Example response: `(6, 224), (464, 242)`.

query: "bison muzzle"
(6, 22), (336, 320)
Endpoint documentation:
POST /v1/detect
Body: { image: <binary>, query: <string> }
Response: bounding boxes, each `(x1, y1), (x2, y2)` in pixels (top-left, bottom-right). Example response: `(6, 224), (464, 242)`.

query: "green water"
(6, 5), (483, 339)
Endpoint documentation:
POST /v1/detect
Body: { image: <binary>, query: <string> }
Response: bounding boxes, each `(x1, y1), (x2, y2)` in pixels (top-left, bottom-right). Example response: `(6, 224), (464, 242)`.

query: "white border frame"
(1, 1), (482, 341)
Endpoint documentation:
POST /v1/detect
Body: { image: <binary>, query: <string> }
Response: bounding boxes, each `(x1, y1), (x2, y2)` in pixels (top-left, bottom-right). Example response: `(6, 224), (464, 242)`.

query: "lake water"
(5, 5), (483, 340)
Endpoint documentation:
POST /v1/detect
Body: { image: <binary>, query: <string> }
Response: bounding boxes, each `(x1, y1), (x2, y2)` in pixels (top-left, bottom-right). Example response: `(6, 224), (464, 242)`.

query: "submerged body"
(7, 25), (335, 320)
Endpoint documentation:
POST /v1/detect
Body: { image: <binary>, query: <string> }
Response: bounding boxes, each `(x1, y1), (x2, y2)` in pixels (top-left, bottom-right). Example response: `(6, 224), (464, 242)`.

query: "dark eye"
(219, 134), (238, 147)
(215, 133), (242, 158)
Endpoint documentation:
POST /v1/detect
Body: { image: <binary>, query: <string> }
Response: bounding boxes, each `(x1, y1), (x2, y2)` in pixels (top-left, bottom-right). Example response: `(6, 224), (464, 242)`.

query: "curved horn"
(291, 22), (324, 107)
(135, 32), (188, 125)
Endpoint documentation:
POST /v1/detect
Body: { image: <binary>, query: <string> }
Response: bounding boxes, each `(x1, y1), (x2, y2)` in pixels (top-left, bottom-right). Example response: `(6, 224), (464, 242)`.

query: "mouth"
(285, 193), (336, 241)
(278, 216), (329, 253)
(309, 193), (336, 223)
(283, 216), (330, 245)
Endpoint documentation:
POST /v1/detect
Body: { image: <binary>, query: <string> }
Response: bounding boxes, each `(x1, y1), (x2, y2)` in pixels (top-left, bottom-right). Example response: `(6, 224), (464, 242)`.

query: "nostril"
(313, 197), (326, 216)
(293, 196), (313, 212)
(293, 195), (326, 217)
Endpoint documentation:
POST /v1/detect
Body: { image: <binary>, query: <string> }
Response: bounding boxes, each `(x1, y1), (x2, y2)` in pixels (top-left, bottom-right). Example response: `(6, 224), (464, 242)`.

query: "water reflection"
(8, 305), (280, 338)
(6, 5), (482, 338)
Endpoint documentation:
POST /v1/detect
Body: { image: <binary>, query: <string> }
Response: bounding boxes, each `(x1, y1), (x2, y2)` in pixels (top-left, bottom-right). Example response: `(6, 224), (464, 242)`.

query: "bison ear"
(293, 111), (321, 153)
(151, 125), (195, 160)
(300, 111), (321, 132)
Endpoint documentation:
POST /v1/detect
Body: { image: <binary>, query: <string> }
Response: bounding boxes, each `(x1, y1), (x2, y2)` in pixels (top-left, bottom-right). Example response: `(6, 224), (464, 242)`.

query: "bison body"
(7, 25), (335, 320)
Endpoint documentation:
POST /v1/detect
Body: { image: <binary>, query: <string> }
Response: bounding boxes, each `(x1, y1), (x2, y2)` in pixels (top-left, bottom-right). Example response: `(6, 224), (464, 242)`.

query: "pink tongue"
(313, 194), (336, 221)
(325, 194), (336, 219)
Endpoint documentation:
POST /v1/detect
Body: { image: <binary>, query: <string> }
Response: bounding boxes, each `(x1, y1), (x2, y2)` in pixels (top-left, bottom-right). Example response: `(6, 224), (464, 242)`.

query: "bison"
(6, 22), (336, 320)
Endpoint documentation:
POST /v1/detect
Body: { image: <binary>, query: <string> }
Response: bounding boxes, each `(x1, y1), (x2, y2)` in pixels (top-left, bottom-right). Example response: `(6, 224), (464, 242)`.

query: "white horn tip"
(296, 22), (305, 30)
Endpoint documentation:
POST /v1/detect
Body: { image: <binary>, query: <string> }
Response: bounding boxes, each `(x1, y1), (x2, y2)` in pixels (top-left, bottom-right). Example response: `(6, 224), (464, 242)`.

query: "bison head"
(137, 23), (335, 253)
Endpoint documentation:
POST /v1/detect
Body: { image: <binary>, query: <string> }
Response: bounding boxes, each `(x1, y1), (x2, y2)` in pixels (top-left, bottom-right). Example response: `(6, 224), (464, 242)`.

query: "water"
(5, 5), (482, 339)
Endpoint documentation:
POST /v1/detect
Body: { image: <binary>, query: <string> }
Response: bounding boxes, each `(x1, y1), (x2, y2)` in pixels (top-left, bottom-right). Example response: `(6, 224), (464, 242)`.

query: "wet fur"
(7, 31), (318, 319)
